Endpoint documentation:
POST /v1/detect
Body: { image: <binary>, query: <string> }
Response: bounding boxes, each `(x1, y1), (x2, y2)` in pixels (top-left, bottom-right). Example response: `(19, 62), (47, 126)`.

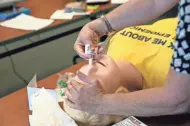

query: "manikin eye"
(96, 60), (106, 67)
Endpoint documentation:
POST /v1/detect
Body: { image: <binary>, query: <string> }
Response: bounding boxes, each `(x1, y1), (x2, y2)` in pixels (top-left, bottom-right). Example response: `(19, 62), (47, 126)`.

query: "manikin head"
(63, 55), (127, 126)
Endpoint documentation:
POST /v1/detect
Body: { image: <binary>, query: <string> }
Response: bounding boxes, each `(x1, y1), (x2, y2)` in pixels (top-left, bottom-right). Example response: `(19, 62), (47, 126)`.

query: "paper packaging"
(111, 0), (129, 4)
(0, 14), (54, 30)
(27, 74), (37, 88)
(27, 74), (58, 111)
(27, 75), (77, 126)
(29, 88), (78, 126)
(112, 116), (147, 126)
(50, 9), (90, 20)
(50, 10), (73, 20)
(27, 87), (58, 111)
(86, 0), (109, 4)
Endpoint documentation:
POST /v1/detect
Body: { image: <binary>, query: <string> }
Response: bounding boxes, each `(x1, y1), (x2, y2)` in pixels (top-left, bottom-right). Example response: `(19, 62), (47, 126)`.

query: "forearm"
(106, 0), (179, 31)
(97, 87), (187, 117)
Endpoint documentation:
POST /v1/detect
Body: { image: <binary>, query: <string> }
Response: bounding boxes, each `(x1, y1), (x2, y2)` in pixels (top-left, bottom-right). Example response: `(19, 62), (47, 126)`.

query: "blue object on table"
(0, 7), (31, 21)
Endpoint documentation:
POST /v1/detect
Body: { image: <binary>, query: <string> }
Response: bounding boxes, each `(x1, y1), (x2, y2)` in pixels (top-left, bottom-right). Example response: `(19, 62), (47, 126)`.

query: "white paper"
(29, 115), (34, 126)
(30, 88), (78, 126)
(50, 10), (90, 20)
(111, 0), (129, 4)
(86, 0), (109, 4)
(50, 10), (73, 20)
(112, 116), (147, 126)
(0, 14), (54, 30)
(27, 74), (37, 88)
(27, 87), (58, 111)
(72, 11), (90, 16)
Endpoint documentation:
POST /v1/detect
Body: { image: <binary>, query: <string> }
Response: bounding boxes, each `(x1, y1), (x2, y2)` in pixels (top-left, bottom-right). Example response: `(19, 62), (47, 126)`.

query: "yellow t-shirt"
(107, 18), (178, 89)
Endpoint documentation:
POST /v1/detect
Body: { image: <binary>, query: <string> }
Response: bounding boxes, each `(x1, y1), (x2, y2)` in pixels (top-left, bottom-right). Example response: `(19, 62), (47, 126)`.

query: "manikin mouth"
(76, 71), (90, 84)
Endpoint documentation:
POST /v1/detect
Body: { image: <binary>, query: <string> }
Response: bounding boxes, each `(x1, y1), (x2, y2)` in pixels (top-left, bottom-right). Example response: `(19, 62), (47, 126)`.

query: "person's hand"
(65, 71), (104, 113)
(74, 19), (108, 59)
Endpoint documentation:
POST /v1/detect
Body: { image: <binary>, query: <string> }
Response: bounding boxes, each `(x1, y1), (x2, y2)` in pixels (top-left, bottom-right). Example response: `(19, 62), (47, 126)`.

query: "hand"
(65, 71), (104, 114)
(73, 19), (108, 59)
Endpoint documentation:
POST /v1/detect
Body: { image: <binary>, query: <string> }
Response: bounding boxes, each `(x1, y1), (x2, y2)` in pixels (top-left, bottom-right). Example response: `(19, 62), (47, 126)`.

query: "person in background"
(65, 0), (190, 117)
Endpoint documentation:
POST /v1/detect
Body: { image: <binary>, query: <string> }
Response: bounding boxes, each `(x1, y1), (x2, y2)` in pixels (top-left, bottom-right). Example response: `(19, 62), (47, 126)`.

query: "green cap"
(59, 80), (68, 87)
(59, 90), (65, 96)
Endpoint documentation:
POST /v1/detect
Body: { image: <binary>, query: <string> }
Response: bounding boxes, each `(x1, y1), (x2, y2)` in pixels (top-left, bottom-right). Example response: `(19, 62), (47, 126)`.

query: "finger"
(65, 98), (77, 109)
(88, 26), (100, 45)
(74, 43), (91, 59)
(70, 80), (83, 92)
(97, 42), (105, 48)
(64, 72), (75, 77)
(68, 82), (78, 95)
(98, 46), (105, 55)
(68, 72), (75, 77)
(76, 71), (91, 84)
(65, 88), (75, 103)
(94, 45), (105, 57)
(67, 73), (76, 80)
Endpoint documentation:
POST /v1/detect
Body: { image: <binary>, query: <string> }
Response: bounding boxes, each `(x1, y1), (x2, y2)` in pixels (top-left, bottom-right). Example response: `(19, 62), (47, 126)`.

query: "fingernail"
(68, 82), (72, 86)
(68, 84), (71, 89)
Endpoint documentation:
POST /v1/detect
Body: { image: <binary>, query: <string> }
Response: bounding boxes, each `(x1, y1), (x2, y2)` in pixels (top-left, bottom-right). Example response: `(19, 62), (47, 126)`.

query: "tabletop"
(0, 0), (116, 43)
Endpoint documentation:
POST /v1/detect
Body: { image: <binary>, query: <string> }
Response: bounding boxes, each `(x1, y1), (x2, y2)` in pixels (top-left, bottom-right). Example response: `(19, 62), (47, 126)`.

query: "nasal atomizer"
(85, 44), (95, 66)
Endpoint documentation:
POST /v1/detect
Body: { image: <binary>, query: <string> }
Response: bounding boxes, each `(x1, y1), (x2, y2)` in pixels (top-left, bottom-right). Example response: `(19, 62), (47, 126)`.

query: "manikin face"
(64, 55), (124, 126)
(76, 55), (121, 94)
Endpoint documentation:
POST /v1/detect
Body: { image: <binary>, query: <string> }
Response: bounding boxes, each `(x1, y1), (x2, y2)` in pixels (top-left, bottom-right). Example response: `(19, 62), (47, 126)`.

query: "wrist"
(96, 94), (113, 115)
(100, 15), (115, 34)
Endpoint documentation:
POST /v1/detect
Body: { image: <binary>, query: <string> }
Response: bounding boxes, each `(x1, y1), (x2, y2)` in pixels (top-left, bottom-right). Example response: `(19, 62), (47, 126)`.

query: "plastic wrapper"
(55, 72), (76, 102)
(65, 2), (86, 12)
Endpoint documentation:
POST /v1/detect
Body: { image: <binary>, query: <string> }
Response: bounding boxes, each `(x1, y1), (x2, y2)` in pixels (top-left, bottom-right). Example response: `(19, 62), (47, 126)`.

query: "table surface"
(1, 61), (190, 126)
(0, 0), (115, 43)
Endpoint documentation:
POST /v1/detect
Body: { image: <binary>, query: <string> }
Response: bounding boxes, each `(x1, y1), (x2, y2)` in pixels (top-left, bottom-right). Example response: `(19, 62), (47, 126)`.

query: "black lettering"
(144, 37), (152, 42)
(126, 32), (133, 37)
(154, 32), (165, 37)
(152, 38), (166, 45)
(137, 27), (146, 32)
(164, 34), (171, 38)
(168, 42), (174, 49)
(130, 26), (171, 38)
(152, 38), (159, 44)
(172, 36), (176, 40)
(132, 34), (139, 39)
(145, 29), (153, 34)
(120, 31), (133, 37)
(138, 36), (145, 41)
(129, 26), (136, 29)
(120, 30), (127, 36)
(158, 39), (167, 45)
